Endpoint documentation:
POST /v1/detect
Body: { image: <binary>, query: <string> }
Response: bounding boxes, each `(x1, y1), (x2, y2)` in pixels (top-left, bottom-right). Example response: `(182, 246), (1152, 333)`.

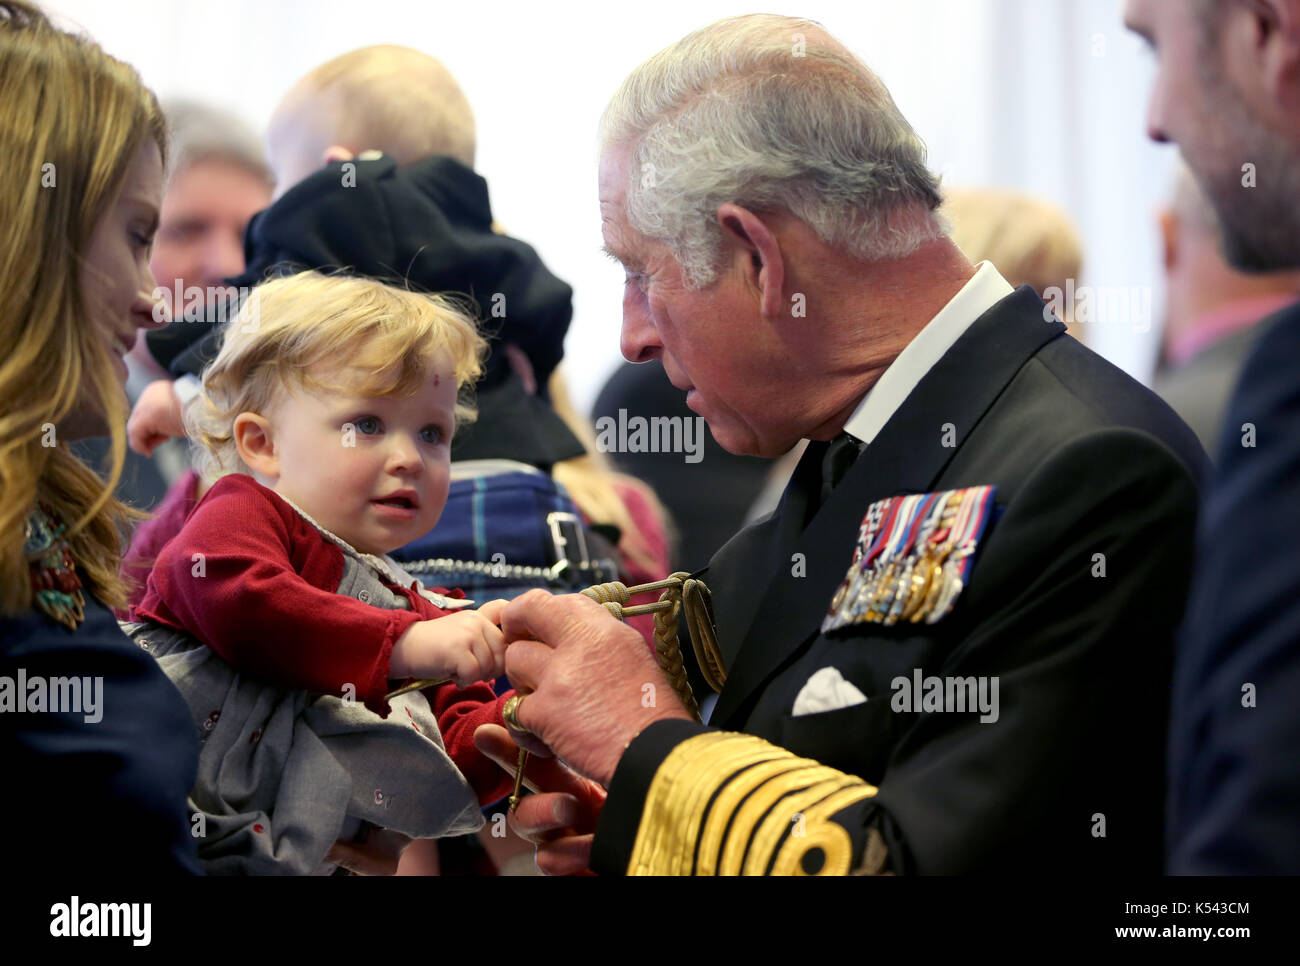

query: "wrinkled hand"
(128, 379), (186, 455)
(325, 828), (412, 875)
(502, 590), (693, 788)
(474, 723), (605, 875)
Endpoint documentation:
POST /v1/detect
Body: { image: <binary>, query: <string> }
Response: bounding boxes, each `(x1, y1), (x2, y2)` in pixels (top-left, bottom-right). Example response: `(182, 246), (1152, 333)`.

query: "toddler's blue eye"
(420, 425), (443, 445)
(354, 416), (381, 435)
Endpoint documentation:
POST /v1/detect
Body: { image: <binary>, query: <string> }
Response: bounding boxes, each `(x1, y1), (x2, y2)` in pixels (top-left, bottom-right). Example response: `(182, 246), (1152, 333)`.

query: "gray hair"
(162, 99), (272, 187)
(599, 14), (945, 288)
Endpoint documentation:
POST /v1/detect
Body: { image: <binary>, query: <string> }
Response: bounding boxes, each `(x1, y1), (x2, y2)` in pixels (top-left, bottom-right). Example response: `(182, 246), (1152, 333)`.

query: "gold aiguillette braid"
(582, 572), (725, 724)
(388, 573), (726, 721)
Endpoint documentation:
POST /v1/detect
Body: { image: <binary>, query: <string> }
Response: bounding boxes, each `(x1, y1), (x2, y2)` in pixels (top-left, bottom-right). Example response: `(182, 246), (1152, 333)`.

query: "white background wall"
(45, 0), (1176, 414)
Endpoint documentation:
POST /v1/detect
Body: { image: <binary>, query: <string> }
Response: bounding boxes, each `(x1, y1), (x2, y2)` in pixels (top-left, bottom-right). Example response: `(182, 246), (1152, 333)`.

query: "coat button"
(359, 590), (371, 603)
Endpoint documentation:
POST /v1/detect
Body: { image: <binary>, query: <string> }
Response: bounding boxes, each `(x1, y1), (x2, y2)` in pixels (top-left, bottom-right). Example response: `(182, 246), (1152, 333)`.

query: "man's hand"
(502, 590), (693, 788)
(128, 379), (186, 455)
(474, 723), (605, 875)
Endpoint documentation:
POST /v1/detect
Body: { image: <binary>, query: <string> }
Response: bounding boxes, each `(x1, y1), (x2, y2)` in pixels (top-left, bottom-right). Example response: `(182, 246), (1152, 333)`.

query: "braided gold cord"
(680, 577), (725, 693)
(392, 574), (722, 712)
(583, 581), (632, 607)
(584, 572), (714, 723)
(649, 584), (701, 721)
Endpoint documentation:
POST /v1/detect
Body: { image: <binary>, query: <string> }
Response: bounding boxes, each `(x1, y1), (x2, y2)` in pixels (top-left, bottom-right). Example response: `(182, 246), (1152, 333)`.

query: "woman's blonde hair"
(942, 188), (1083, 299)
(0, 1), (166, 616)
(187, 271), (487, 481)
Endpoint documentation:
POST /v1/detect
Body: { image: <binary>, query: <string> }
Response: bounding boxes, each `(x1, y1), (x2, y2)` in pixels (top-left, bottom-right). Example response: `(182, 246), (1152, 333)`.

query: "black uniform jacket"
(592, 286), (1209, 875)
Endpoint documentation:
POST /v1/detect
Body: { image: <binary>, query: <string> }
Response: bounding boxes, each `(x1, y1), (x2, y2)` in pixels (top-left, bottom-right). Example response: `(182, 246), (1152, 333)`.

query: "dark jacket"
(2, 589), (202, 876)
(1168, 303), (1300, 873)
(146, 155), (584, 467)
(592, 287), (1209, 875)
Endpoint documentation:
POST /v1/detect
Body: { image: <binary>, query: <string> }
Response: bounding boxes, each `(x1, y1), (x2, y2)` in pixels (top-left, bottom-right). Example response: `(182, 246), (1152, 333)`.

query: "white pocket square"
(791, 666), (868, 717)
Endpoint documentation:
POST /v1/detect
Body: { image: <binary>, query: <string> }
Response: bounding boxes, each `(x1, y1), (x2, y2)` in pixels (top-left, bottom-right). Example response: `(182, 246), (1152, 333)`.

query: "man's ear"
(233, 412), (278, 478)
(716, 203), (786, 321)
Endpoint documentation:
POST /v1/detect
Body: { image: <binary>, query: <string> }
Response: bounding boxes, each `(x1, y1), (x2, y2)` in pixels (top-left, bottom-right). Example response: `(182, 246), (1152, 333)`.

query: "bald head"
(266, 45), (475, 197)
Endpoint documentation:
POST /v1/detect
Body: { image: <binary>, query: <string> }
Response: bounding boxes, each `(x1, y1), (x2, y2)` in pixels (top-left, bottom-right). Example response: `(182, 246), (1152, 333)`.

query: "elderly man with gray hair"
(474, 14), (1207, 876)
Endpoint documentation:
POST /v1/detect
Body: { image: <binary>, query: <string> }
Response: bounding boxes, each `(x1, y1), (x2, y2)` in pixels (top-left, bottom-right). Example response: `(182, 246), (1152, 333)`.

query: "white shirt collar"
(841, 261), (1014, 446)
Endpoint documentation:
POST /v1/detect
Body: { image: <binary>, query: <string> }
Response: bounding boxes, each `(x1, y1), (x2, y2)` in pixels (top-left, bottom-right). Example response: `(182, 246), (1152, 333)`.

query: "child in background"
(130, 271), (516, 874)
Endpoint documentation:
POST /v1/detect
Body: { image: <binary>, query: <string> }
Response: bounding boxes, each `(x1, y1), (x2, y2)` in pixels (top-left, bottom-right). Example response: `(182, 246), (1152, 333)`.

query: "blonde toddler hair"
(187, 271), (486, 481)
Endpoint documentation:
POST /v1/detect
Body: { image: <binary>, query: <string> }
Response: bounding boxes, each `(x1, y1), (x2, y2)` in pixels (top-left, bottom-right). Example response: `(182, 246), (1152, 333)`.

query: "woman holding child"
(1, 1), (547, 875)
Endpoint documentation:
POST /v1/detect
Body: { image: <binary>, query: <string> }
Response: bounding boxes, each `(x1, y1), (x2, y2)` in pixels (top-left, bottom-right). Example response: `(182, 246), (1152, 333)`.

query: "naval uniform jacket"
(591, 286), (1209, 875)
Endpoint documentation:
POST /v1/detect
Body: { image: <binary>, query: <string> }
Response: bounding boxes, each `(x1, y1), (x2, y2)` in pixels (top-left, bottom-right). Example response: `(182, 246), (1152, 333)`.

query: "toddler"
(129, 271), (515, 874)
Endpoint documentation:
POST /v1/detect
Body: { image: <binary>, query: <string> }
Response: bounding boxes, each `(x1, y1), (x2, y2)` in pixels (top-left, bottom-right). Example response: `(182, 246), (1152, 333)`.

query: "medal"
(823, 485), (996, 632)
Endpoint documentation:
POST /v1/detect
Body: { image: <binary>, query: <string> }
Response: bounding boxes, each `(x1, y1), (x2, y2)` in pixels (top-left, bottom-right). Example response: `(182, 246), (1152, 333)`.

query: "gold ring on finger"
(503, 693), (531, 736)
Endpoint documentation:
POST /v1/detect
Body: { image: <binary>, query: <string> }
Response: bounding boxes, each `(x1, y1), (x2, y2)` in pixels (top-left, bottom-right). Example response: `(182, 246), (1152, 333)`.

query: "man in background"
(1127, 0), (1300, 873)
(132, 101), (273, 392)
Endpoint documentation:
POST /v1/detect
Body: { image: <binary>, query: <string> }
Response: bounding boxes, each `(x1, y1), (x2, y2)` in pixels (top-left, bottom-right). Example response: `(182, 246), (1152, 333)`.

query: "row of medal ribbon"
(822, 484), (997, 632)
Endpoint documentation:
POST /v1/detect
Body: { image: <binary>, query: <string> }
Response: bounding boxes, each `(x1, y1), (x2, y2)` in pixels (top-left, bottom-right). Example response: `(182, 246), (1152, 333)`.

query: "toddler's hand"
(127, 379), (186, 455)
(391, 599), (509, 688)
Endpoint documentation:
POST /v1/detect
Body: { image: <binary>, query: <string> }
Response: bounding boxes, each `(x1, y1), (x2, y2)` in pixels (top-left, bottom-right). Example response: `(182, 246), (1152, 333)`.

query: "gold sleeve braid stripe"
(697, 761), (841, 875)
(626, 731), (878, 876)
(631, 739), (793, 876)
(737, 773), (870, 876)
(771, 784), (878, 875)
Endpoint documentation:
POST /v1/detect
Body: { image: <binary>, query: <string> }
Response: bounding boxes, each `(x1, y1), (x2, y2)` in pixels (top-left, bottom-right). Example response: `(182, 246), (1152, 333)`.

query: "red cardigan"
(133, 473), (512, 805)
